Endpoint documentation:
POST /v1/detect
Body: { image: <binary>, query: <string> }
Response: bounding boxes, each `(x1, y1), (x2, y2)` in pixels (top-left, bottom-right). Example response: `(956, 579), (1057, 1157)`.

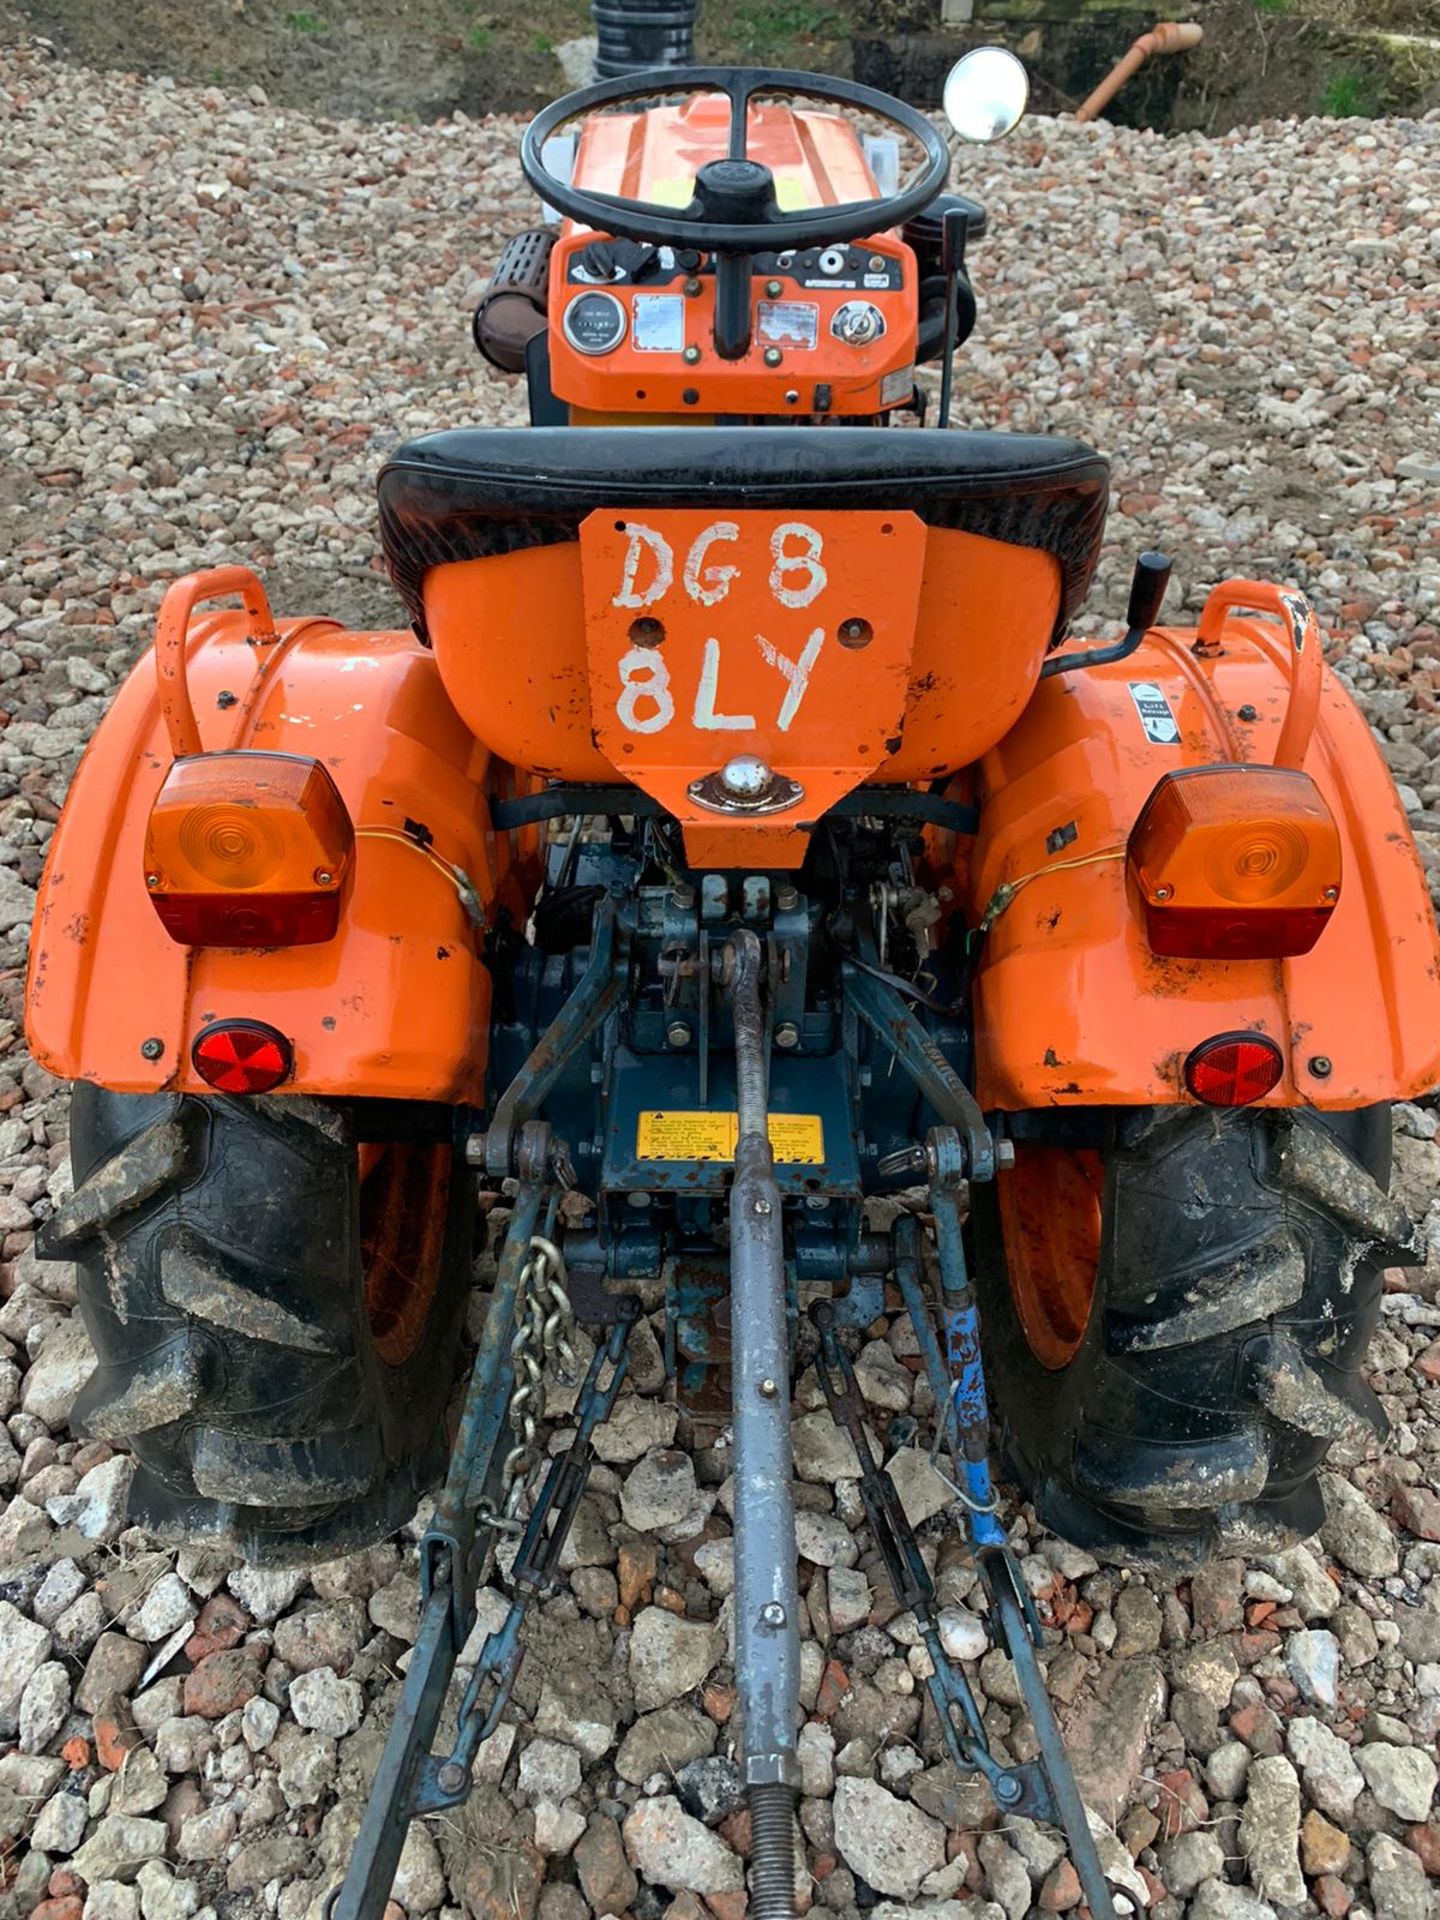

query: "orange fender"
(26, 597), (538, 1104)
(966, 612), (1440, 1111)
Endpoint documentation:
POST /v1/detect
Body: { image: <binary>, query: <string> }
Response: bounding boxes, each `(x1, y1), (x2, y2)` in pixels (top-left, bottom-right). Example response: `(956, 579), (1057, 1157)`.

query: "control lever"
(937, 205), (971, 431)
(1039, 550), (1173, 678)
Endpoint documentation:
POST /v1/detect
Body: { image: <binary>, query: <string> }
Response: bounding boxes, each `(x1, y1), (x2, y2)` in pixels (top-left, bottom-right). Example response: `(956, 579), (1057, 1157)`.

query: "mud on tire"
(971, 1105), (1419, 1567)
(44, 1085), (475, 1564)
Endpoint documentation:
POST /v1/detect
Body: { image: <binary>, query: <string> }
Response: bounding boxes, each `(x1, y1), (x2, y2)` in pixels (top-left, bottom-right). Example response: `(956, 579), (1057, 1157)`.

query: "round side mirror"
(943, 47), (1029, 144)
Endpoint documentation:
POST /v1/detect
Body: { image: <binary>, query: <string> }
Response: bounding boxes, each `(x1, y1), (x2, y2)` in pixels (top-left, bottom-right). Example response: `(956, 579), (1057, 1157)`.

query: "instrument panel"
(547, 228), (920, 418)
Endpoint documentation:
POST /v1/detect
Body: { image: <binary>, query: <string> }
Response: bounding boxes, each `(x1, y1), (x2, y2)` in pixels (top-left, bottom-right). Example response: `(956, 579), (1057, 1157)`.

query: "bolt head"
(313, 869), (333, 886)
(1153, 884), (1173, 902)
(760, 1602), (786, 1628)
(766, 279), (783, 297)
(720, 754), (771, 798)
(763, 346), (783, 367)
(683, 343), (702, 364)
(666, 1021), (693, 1048)
(754, 1197), (772, 1216)
(759, 1377), (778, 1398)
(145, 873), (161, 888)
(774, 1022), (800, 1050)
(996, 1139), (1016, 1170)
(140, 1037), (164, 1061)
(437, 1760), (467, 1794)
(1309, 1055), (1333, 1078)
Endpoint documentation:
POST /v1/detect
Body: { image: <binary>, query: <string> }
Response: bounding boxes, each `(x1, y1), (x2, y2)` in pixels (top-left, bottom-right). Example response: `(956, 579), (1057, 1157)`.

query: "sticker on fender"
(636, 1111), (824, 1164)
(1128, 681), (1181, 745)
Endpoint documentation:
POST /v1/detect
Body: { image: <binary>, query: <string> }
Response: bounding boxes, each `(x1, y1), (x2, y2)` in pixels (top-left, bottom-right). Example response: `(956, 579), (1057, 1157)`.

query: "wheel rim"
(360, 1142), (454, 1367)
(997, 1145), (1104, 1370)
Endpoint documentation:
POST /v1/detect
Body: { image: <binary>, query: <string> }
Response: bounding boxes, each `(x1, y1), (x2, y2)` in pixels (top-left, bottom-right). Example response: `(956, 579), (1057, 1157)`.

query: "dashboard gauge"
(562, 291), (628, 355)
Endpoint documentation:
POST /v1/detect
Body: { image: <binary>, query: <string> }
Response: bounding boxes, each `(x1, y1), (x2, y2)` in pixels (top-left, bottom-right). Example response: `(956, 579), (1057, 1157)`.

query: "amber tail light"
(1127, 765), (1342, 961)
(144, 752), (354, 948)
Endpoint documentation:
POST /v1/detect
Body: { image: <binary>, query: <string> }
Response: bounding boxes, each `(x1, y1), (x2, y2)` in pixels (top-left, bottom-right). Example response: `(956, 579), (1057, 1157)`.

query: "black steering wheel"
(521, 67), (952, 358)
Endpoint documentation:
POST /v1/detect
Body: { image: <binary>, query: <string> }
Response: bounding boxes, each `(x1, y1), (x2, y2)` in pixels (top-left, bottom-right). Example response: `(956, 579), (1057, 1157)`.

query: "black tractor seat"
(377, 426), (1109, 644)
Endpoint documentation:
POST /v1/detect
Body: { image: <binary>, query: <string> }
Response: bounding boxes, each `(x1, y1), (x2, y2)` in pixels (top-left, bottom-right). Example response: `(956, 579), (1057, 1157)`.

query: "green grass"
(532, 31), (553, 52)
(467, 23), (491, 50)
(285, 10), (330, 31)
(1253, 0), (1294, 16)
(732, 1), (839, 58)
(1318, 68), (1374, 115)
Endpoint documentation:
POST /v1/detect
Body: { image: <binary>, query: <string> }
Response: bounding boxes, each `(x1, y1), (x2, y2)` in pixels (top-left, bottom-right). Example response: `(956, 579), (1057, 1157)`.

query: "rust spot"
(63, 912), (90, 945)
(436, 945), (453, 960)
(1043, 1047), (1061, 1068)
(321, 1016), (337, 1031)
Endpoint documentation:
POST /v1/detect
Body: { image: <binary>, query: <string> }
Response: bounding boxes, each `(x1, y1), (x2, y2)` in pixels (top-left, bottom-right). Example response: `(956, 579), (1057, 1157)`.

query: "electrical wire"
(354, 826), (486, 928)
(978, 845), (1127, 933)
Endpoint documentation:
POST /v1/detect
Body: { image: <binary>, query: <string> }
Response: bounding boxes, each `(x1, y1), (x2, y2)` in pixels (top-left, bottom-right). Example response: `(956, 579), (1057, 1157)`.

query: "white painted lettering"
(613, 524), (674, 609)
(768, 522), (827, 609)
(692, 637), (755, 731)
(616, 646), (675, 733)
(683, 522), (740, 607)
(755, 626), (826, 731)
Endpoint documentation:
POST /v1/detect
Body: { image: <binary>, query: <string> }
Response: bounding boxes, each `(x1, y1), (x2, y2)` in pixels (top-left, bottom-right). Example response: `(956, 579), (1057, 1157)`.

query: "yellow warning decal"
(636, 1111), (735, 1162)
(635, 1112), (825, 1165)
(766, 1115), (826, 1164)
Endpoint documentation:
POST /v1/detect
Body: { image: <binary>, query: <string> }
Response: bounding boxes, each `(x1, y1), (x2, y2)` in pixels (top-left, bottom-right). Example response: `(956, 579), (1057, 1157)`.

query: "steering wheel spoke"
(727, 74), (756, 162)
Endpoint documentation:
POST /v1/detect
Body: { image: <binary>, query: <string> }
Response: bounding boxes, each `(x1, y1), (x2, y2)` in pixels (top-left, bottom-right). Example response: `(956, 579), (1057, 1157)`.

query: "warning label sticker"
(757, 301), (819, 349)
(767, 1115), (826, 1163)
(880, 364), (915, 408)
(632, 294), (686, 353)
(1128, 681), (1181, 745)
(636, 1112), (825, 1164)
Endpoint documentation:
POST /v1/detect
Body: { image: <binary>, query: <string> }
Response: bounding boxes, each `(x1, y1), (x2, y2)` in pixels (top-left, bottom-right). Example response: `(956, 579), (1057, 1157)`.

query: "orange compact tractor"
(25, 52), (1440, 1920)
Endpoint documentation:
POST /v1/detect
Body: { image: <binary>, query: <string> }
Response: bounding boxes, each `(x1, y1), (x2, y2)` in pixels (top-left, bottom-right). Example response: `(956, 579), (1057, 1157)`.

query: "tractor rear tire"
(970, 1105), (1417, 1567)
(46, 1085), (475, 1565)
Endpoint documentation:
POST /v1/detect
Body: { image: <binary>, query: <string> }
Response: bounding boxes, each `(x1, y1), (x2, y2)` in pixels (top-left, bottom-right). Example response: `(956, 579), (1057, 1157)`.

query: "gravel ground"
(2, 39), (1440, 1920)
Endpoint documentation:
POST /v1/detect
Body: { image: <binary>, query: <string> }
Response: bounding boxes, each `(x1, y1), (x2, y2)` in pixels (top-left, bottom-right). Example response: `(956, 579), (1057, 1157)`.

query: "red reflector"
(1184, 1033), (1284, 1107)
(192, 1021), (293, 1095)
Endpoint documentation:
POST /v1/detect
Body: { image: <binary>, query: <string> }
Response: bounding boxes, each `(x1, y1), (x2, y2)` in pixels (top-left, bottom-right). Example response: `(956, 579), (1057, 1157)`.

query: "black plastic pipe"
(592, 0), (697, 76)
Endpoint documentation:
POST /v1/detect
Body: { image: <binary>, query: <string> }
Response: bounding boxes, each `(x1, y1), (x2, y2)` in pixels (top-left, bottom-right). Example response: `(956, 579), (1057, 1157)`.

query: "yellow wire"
(354, 827), (486, 927)
(980, 845), (1127, 932)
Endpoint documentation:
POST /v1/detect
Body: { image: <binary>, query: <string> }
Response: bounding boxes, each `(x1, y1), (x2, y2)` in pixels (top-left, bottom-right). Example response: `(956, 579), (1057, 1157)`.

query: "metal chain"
(483, 1235), (578, 1532)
